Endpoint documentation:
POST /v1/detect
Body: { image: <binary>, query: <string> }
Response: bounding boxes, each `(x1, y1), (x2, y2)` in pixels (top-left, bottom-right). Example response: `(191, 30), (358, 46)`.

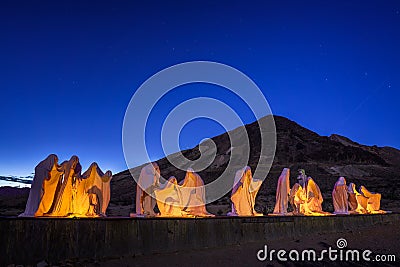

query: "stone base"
(1, 213), (398, 265)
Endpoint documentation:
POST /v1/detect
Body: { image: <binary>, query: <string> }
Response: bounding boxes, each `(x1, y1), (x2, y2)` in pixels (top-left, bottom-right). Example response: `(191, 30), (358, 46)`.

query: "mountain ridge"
(108, 115), (400, 215)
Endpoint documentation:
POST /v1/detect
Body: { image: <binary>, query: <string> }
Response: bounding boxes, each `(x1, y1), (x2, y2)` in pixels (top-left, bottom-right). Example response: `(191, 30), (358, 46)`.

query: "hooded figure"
(20, 154), (60, 217)
(273, 168), (291, 215)
(49, 155), (82, 216)
(359, 186), (383, 213)
(154, 176), (183, 216)
(179, 168), (214, 217)
(135, 163), (160, 216)
(347, 183), (367, 214)
(304, 177), (325, 214)
(297, 169), (308, 188)
(34, 156), (64, 217)
(75, 163), (113, 216)
(228, 166), (263, 216)
(332, 177), (349, 214)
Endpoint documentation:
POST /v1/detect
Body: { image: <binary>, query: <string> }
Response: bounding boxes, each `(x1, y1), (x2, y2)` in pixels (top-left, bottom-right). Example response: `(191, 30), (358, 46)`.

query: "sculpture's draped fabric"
(332, 177), (349, 214)
(20, 154), (59, 217)
(359, 186), (383, 213)
(179, 169), (214, 217)
(154, 176), (182, 216)
(35, 163), (64, 216)
(304, 177), (325, 214)
(228, 166), (263, 216)
(100, 171), (112, 215)
(74, 163), (113, 216)
(290, 177), (328, 215)
(273, 168), (291, 215)
(347, 183), (368, 214)
(289, 183), (306, 215)
(136, 163), (160, 216)
(21, 154), (113, 218)
(50, 156), (82, 216)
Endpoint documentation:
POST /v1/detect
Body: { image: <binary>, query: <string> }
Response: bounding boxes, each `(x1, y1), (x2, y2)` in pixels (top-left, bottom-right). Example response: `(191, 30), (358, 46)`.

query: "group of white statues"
(133, 163), (385, 217)
(21, 154), (384, 218)
(273, 168), (384, 216)
(333, 177), (384, 215)
(20, 154), (112, 217)
(134, 163), (214, 217)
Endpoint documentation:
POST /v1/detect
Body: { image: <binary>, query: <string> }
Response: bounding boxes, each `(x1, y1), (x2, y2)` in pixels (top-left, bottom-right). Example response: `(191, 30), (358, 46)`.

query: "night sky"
(1, 1), (399, 178)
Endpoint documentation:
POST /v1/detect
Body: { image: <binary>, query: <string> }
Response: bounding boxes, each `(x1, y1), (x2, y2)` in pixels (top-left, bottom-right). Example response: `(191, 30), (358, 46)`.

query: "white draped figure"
(332, 177), (349, 214)
(304, 177), (327, 215)
(178, 168), (214, 217)
(359, 185), (384, 214)
(228, 166), (263, 216)
(135, 163), (160, 216)
(50, 156), (82, 217)
(347, 183), (368, 214)
(154, 176), (183, 217)
(75, 163), (113, 217)
(273, 168), (291, 215)
(290, 176), (329, 216)
(20, 154), (59, 217)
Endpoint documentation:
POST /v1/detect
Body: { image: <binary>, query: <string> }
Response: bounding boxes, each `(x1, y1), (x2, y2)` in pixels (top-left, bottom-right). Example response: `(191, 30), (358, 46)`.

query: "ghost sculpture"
(23, 154), (113, 218)
(73, 163), (113, 217)
(359, 185), (385, 214)
(289, 183), (306, 215)
(289, 171), (329, 216)
(20, 154), (61, 217)
(332, 177), (349, 214)
(179, 168), (214, 217)
(134, 163), (160, 217)
(154, 176), (183, 217)
(347, 183), (368, 214)
(47, 156), (82, 217)
(272, 168), (291, 215)
(303, 177), (328, 215)
(227, 166), (263, 216)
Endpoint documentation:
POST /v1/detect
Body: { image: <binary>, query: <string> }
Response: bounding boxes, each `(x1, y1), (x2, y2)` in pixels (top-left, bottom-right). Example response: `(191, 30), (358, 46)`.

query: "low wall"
(1, 213), (398, 265)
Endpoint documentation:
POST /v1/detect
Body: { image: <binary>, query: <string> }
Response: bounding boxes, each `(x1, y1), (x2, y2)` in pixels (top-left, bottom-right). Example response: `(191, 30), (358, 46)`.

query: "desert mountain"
(109, 115), (400, 216)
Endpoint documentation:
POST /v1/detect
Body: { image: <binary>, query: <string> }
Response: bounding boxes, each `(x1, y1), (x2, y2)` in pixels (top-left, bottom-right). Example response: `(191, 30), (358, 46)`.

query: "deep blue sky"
(1, 0), (399, 177)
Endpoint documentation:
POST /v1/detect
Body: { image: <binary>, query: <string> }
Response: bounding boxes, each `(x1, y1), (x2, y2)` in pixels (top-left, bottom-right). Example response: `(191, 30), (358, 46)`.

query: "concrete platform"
(1, 213), (399, 265)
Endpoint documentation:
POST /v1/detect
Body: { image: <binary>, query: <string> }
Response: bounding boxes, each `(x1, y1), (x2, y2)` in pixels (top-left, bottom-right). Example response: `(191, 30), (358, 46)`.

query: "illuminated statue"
(290, 174), (328, 215)
(347, 183), (368, 214)
(49, 156), (82, 216)
(289, 183), (306, 215)
(154, 176), (183, 216)
(74, 163), (113, 217)
(332, 177), (349, 214)
(227, 166), (263, 216)
(20, 154), (60, 217)
(179, 169), (214, 217)
(34, 158), (64, 217)
(273, 168), (291, 215)
(304, 177), (326, 214)
(359, 185), (384, 214)
(135, 163), (160, 216)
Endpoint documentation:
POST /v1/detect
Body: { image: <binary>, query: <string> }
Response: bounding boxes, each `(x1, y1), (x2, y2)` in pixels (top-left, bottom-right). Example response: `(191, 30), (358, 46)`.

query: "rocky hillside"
(109, 115), (400, 216)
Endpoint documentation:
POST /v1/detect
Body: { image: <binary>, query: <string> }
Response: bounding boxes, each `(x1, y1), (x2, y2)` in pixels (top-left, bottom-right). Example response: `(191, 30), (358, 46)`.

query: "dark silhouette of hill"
(109, 115), (400, 216)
